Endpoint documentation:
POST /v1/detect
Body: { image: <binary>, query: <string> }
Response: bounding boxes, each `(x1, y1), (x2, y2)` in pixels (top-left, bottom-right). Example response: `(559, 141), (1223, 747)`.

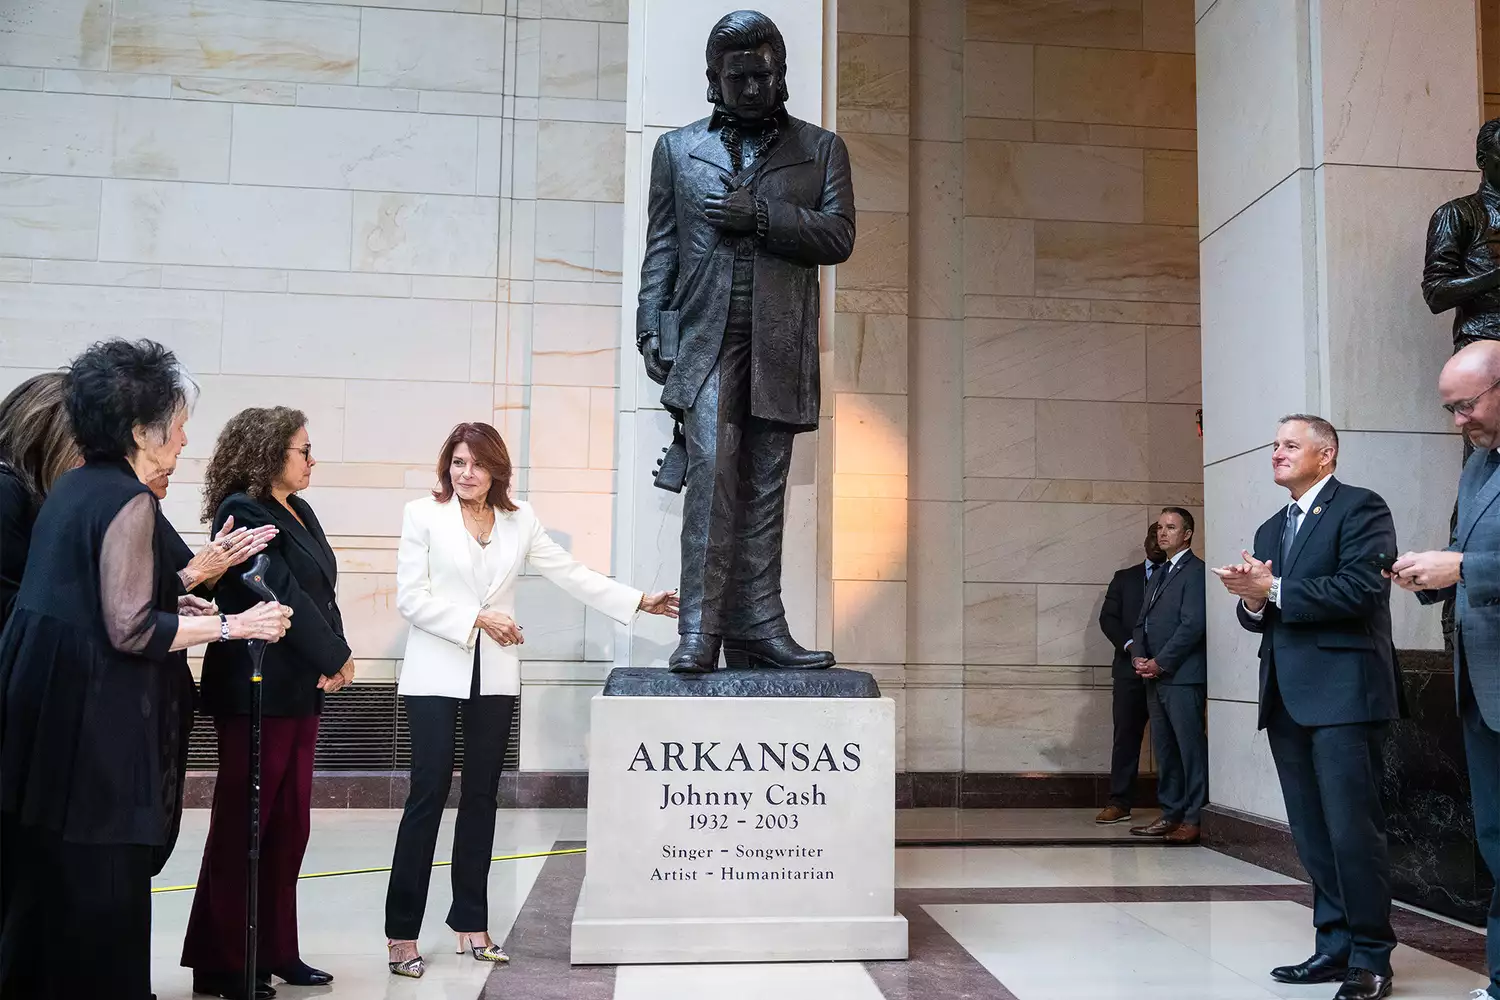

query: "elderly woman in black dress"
(0, 340), (293, 1000)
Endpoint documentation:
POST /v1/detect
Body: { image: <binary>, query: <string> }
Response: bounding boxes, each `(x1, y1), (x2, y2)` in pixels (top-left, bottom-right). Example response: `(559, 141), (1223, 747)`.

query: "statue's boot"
(669, 632), (721, 673)
(724, 634), (835, 670)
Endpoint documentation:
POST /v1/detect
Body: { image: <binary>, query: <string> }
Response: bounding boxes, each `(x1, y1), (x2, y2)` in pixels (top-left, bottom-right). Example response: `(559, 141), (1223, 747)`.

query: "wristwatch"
(219, 614), (232, 642)
(1268, 578), (1281, 607)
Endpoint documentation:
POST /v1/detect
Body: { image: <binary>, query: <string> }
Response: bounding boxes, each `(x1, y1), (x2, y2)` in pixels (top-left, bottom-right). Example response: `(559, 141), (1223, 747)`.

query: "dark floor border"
(185, 770), (1157, 810)
(481, 841), (614, 1000)
(1200, 803), (1309, 883)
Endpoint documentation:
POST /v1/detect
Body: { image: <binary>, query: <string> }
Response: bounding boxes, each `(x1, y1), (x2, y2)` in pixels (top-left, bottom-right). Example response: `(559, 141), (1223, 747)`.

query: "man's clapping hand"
(1212, 551), (1274, 612)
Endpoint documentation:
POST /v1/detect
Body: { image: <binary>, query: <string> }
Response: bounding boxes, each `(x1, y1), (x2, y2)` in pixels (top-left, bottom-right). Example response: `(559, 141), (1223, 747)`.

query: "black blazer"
(1100, 561), (1152, 680)
(1236, 477), (1404, 728)
(1131, 551), (1207, 685)
(199, 492), (349, 718)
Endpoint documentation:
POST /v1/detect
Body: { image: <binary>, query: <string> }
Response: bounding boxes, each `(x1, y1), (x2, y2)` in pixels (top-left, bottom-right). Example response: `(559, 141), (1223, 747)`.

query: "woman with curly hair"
(181, 407), (352, 999)
(0, 340), (291, 1000)
(0, 372), (79, 630)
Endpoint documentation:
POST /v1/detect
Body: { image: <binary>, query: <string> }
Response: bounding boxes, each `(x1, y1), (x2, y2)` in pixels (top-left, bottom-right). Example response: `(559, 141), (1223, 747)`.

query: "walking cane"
(240, 554), (276, 1000)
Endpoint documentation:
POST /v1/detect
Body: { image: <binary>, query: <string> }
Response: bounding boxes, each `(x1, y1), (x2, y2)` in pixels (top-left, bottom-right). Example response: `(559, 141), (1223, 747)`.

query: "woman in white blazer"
(384, 422), (675, 977)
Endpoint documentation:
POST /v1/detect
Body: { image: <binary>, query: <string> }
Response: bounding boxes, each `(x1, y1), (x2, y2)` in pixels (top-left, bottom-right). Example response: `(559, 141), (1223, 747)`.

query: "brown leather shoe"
(1095, 805), (1132, 824)
(1163, 823), (1201, 844)
(1130, 817), (1181, 837)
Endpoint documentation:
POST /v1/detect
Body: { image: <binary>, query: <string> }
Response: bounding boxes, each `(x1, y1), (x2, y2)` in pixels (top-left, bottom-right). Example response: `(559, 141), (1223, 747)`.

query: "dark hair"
(0, 372), (78, 506)
(1277, 412), (1340, 461)
(1159, 506), (1195, 539)
(433, 422), (518, 512)
(202, 407), (308, 522)
(1479, 118), (1500, 165)
(705, 10), (789, 104)
(67, 339), (197, 463)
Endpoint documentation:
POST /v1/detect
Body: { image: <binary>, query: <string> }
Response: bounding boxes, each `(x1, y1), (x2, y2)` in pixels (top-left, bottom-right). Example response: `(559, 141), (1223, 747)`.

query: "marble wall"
(1198, 0), (1476, 822)
(839, 0), (1203, 775)
(0, 0), (633, 768)
(1, 0), (1207, 782)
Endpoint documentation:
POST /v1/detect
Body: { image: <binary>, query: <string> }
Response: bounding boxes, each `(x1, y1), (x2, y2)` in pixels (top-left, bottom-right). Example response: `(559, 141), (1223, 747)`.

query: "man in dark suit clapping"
(1391, 341), (1500, 1000)
(1128, 508), (1207, 844)
(1095, 524), (1167, 825)
(1215, 414), (1399, 1000)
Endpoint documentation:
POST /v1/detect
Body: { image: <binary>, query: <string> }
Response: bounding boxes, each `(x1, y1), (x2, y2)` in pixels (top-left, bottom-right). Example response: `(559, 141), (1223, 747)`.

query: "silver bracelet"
(219, 614), (231, 642)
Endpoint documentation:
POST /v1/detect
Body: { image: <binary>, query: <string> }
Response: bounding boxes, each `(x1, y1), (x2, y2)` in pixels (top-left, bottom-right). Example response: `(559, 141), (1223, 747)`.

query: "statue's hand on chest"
(703, 181), (758, 234)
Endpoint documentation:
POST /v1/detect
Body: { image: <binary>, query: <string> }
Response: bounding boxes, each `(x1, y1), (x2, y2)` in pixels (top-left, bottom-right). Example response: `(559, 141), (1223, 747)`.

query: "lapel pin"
(1312, 506), (1322, 515)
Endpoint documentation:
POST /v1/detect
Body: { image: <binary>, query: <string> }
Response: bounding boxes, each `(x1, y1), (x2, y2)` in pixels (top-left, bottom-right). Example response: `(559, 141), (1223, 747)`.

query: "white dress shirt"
(1244, 473), (1333, 620)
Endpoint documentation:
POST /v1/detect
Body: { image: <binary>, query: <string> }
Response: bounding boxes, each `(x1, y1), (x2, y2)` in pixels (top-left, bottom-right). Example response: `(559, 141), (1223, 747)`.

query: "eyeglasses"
(287, 445), (312, 460)
(1443, 377), (1500, 416)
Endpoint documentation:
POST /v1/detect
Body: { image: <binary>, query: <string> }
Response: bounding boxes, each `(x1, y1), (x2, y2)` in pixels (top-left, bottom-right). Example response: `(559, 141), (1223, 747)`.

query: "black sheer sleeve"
(99, 493), (179, 658)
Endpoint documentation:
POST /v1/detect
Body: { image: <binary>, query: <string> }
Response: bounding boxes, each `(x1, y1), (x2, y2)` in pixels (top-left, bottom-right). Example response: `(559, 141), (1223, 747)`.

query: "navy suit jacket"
(1236, 477), (1403, 729)
(1131, 551), (1207, 685)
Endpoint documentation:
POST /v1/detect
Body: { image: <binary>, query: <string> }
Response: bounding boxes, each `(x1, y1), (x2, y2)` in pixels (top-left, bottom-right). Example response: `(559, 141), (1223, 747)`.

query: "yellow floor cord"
(150, 847), (586, 894)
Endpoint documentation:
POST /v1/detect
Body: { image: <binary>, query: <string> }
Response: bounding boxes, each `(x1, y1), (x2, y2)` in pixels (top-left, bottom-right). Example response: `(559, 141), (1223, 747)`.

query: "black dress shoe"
(1270, 953), (1349, 984)
(271, 960), (333, 986)
(669, 633), (720, 673)
(1332, 968), (1392, 1000)
(723, 635), (835, 670)
(191, 973), (276, 999)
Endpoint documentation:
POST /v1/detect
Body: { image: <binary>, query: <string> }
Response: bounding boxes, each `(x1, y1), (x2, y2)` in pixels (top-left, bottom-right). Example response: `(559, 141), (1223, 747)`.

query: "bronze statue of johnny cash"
(636, 10), (855, 674)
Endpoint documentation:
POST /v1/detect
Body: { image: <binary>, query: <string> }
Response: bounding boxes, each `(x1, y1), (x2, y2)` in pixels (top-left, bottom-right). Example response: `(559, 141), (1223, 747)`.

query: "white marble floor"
(929, 899), (1485, 1000)
(894, 844), (1301, 889)
(615, 963), (887, 1000)
(150, 809), (583, 1000)
(144, 810), (1492, 1000)
(896, 807), (1162, 842)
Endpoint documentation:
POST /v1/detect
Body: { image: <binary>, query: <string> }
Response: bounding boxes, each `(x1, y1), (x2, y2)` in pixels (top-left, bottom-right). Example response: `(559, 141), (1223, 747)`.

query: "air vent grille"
(186, 683), (521, 772)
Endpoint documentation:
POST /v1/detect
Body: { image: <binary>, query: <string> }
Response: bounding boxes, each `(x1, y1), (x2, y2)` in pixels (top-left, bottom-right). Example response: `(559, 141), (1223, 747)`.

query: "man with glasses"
(1392, 340), (1500, 1000)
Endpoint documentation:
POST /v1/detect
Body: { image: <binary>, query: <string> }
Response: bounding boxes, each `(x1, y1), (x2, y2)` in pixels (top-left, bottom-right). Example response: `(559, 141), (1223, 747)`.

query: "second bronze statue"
(636, 10), (856, 675)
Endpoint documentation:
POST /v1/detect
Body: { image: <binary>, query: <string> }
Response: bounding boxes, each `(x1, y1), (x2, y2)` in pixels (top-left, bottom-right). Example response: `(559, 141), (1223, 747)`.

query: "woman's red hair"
(433, 422), (518, 512)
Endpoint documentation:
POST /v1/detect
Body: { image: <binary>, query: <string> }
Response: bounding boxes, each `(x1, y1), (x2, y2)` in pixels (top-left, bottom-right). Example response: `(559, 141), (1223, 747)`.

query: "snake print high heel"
(456, 932), (509, 963)
(387, 940), (426, 979)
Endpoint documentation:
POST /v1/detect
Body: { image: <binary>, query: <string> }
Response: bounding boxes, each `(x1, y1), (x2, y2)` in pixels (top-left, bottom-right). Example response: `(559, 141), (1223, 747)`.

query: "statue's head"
(705, 10), (788, 122)
(1477, 118), (1500, 188)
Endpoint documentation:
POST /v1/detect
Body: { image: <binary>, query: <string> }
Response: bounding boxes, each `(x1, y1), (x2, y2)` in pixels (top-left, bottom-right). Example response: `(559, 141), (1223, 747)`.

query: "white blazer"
(395, 496), (643, 699)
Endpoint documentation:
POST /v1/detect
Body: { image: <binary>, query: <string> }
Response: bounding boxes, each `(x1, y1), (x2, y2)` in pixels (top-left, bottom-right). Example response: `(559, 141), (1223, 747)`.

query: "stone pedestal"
(569, 676), (908, 964)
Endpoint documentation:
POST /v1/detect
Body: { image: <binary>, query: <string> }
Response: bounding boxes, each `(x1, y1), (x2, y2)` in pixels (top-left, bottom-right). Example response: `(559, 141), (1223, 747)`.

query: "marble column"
(1199, 0), (1477, 822)
(833, 0), (912, 764)
(614, 0), (830, 668)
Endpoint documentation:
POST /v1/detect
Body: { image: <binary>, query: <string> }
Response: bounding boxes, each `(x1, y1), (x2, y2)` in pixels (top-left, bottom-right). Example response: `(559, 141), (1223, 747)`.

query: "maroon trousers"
(180, 715), (318, 974)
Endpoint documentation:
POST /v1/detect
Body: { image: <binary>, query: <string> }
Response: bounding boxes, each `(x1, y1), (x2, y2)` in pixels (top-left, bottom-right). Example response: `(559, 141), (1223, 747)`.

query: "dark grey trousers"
(1145, 681), (1207, 824)
(1108, 673), (1151, 809)
(1267, 697), (1395, 976)
(678, 257), (794, 639)
(1460, 657), (1500, 997)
